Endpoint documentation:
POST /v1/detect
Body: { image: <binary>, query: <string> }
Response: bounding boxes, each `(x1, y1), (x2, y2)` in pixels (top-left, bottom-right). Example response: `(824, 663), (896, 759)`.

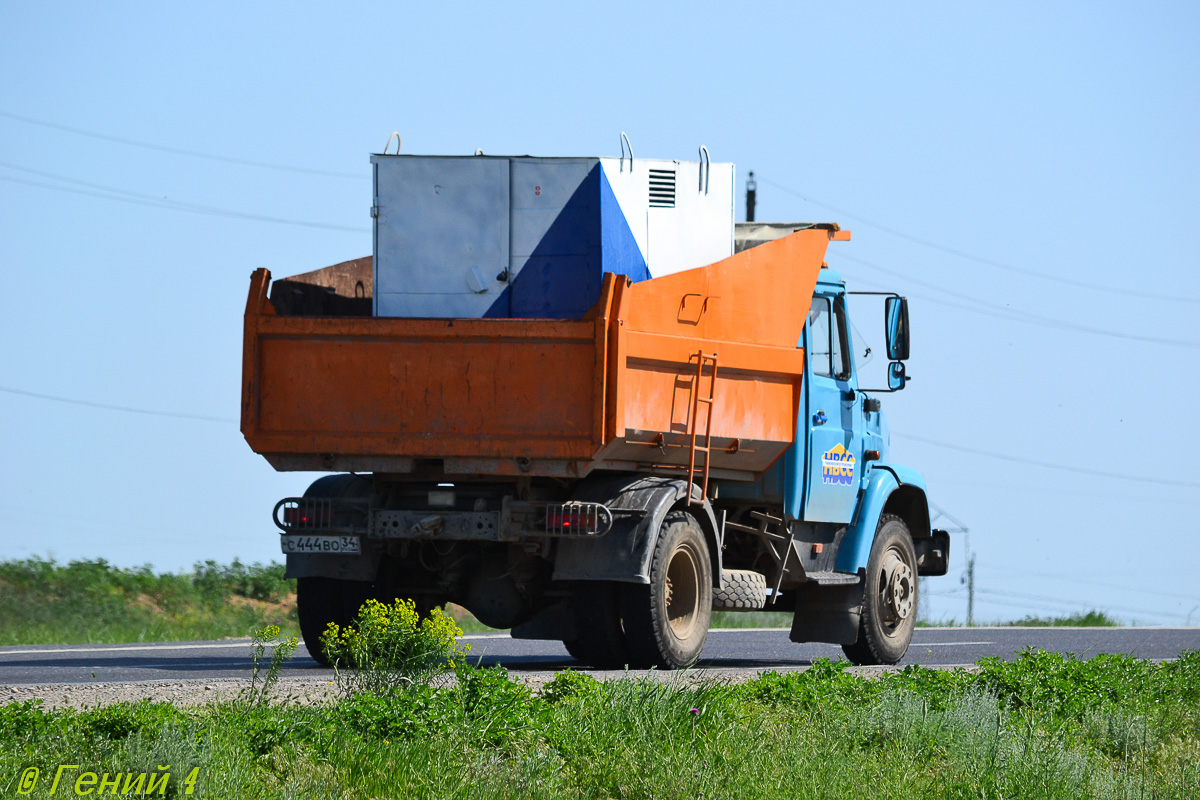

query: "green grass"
(1004, 610), (1122, 627)
(711, 610), (792, 628)
(917, 610), (1125, 628)
(2, 649), (1198, 799)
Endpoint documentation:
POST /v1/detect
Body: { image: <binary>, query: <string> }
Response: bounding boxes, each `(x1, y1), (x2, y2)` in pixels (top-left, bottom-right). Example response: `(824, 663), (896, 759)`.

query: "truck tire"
(712, 569), (767, 610)
(842, 514), (918, 666)
(297, 576), (375, 666)
(295, 473), (376, 665)
(562, 581), (629, 668)
(620, 511), (713, 669)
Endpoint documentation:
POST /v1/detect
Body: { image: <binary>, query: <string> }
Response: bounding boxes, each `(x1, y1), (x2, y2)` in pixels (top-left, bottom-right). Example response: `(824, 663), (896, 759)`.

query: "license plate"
(280, 535), (361, 555)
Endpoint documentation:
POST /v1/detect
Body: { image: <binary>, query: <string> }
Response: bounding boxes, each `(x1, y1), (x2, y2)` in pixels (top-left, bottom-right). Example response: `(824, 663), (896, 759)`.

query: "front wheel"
(842, 515), (918, 665)
(620, 511), (713, 669)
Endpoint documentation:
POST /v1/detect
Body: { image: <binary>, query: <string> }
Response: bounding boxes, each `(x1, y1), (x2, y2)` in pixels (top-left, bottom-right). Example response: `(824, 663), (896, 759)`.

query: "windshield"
(849, 313), (874, 371)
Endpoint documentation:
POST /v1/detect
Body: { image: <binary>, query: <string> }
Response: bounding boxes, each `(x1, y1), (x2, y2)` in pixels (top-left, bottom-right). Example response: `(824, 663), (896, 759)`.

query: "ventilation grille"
(648, 168), (676, 208)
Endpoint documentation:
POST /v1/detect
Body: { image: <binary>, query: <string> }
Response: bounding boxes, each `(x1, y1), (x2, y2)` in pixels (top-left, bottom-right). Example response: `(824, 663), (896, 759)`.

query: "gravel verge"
(1, 662), (976, 710)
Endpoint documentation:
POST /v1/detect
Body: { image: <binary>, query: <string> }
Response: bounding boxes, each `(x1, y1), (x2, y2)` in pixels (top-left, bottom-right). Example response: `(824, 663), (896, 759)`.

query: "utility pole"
(929, 501), (973, 627)
(965, 552), (976, 627)
(745, 171), (756, 222)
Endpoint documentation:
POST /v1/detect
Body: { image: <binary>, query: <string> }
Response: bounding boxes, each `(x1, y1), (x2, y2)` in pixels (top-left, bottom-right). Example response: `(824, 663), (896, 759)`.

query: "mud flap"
(790, 580), (866, 646)
(552, 475), (722, 586)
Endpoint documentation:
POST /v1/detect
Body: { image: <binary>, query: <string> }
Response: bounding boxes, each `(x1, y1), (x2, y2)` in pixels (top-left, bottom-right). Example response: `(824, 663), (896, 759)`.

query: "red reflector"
(283, 504), (329, 527)
(546, 504), (600, 534)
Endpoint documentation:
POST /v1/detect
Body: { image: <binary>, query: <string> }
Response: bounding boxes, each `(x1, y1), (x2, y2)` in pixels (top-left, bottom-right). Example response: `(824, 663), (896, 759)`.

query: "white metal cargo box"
(371, 154), (734, 318)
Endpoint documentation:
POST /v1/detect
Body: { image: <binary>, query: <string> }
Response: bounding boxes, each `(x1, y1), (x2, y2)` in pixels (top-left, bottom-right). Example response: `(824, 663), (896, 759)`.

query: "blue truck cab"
(711, 262), (948, 664)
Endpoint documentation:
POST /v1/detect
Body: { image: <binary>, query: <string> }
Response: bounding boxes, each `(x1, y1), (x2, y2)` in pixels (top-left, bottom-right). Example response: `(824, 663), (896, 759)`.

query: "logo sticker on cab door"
(822, 444), (856, 486)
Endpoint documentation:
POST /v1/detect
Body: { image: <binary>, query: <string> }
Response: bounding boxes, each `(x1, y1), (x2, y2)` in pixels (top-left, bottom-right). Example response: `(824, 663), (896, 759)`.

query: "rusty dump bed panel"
(242, 228), (839, 480)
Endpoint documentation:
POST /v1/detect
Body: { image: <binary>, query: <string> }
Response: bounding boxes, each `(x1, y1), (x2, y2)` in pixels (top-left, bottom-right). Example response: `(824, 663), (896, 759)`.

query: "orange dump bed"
(242, 228), (838, 480)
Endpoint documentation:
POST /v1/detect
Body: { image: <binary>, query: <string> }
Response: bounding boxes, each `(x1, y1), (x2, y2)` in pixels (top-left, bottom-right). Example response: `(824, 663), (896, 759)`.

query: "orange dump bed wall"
(242, 228), (836, 479)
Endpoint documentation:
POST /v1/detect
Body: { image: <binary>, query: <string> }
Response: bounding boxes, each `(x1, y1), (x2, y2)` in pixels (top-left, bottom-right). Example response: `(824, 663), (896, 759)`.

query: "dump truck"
(241, 150), (949, 669)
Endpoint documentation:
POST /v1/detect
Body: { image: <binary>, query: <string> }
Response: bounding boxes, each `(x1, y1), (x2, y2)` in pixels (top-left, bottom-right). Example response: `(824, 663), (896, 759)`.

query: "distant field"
(0, 558), (1121, 646)
(0, 558), (300, 646)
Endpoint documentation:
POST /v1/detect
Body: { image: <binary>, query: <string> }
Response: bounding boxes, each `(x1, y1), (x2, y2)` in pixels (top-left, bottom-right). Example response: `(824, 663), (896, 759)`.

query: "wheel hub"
(879, 549), (915, 625)
(664, 545), (700, 639)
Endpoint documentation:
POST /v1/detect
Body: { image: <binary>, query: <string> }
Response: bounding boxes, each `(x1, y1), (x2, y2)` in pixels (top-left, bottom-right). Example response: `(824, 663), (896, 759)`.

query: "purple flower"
(690, 707), (700, 715)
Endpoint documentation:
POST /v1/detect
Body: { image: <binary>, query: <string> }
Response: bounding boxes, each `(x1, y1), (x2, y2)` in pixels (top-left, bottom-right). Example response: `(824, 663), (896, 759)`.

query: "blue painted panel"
(509, 255), (603, 318)
(511, 207), (593, 257)
(834, 466), (901, 573)
(599, 167), (650, 283)
(783, 431), (805, 519)
(498, 165), (599, 318)
(801, 295), (864, 523)
(882, 462), (926, 491)
(487, 163), (650, 319)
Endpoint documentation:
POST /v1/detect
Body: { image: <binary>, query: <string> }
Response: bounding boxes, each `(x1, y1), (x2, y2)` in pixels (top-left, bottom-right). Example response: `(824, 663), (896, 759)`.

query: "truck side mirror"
(885, 296), (910, 361)
(888, 361), (908, 391)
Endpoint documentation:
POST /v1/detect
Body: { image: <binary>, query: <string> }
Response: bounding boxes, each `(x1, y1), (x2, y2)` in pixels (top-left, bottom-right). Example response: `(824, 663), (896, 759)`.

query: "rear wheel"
(620, 511), (712, 669)
(297, 576), (375, 666)
(842, 515), (918, 665)
(294, 475), (376, 666)
(562, 581), (629, 668)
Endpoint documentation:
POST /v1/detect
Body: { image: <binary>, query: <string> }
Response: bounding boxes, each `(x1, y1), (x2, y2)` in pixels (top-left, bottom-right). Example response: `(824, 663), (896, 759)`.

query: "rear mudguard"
(553, 475), (723, 587)
(834, 464), (931, 574)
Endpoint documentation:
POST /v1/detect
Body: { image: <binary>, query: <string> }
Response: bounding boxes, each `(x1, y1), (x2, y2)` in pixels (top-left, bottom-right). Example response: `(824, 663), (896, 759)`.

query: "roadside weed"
(320, 598), (470, 696)
(246, 624), (298, 705)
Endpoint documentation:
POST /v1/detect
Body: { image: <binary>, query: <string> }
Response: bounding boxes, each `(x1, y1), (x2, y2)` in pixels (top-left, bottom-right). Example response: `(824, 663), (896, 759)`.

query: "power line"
(759, 176), (1200, 305)
(932, 476), (1198, 507)
(0, 166), (369, 234)
(0, 386), (237, 424)
(0, 109), (365, 180)
(893, 431), (1200, 490)
(838, 252), (1200, 350)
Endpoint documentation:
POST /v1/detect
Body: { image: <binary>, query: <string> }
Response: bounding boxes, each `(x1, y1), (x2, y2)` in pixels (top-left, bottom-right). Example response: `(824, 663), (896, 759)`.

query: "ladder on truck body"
(686, 350), (718, 506)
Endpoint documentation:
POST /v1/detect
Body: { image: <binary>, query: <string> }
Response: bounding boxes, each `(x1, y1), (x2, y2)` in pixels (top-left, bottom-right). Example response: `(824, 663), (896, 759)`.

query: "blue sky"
(2, 1), (1197, 626)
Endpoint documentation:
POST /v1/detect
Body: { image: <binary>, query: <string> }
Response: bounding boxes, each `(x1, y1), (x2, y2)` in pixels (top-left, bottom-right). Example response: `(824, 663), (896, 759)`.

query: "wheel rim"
(664, 544), (701, 639)
(876, 545), (915, 633)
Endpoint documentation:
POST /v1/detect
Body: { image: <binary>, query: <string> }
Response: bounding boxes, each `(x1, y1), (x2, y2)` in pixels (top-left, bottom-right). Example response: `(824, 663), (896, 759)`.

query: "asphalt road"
(2, 627), (1198, 686)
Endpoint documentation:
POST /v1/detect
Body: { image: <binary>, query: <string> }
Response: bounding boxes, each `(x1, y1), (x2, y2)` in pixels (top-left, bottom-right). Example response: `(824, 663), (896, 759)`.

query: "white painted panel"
(600, 157), (733, 279)
(648, 161), (735, 277)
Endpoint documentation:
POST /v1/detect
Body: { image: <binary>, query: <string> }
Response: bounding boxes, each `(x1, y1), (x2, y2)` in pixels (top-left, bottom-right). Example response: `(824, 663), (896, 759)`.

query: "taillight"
(282, 503), (330, 528)
(545, 503), (609, 536)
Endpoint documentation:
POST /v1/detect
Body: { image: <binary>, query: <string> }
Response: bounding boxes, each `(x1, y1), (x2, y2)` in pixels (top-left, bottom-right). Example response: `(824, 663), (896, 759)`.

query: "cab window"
(808, 298), (833, 377)
(809, 295), (852, 380)
(832, 297), (851, 380)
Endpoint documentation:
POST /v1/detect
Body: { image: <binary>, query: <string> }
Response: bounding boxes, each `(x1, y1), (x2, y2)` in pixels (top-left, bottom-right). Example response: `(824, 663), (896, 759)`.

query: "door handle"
(813, 410), (828, 426)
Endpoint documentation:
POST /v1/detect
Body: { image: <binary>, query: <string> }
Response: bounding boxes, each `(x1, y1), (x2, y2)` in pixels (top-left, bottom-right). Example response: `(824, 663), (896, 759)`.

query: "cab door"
(801, 293), (865, 523)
